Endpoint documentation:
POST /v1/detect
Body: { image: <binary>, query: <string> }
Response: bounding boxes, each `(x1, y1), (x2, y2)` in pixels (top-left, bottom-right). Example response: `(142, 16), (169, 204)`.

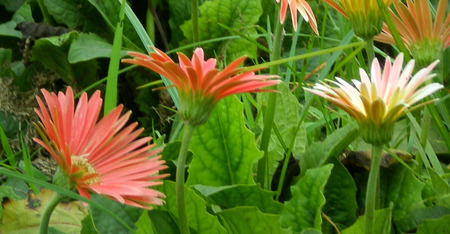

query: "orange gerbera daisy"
(122, 47), (280, 126)
(374, 0), (450, 67)
(34, 87), (168, 209)
(276, 0), (318, 34)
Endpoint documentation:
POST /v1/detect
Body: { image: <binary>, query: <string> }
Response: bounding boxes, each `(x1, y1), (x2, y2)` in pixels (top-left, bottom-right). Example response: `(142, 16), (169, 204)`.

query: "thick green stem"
(40, 192), (65, 234)
(257, 18), (283, 188)
(176, 124), (195, 234)
(364, 144), (383, 234)
(365, 38), (375, 66)
(191, 0), (199, 43)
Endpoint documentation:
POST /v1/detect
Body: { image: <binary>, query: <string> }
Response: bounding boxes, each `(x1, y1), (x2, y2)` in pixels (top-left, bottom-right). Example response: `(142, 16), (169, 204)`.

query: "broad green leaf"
(383, 164), (425, 219)
(300, 124), (358, 177)
(136, 211), (155, 234)
(257, 83), (307, 180)
(180, 0), (262, 61)
(281, 164), (334, 232)
(89, 195), (140, 233)
(195, 184), (283, 214)
(187, 96), (263, 186)
(395, 207), (450, 233)
(1, 189), (88, 233)
(0, 185), (22, 223)
(31, 31), (78, 84)
(323, 157), (358, 228)
(0, 3), (33, 38)
(342, 207), (392, 234)
(147, 210), (179, 234)
(158, 181), (227, 233)
(219, 207), (286, 233)
(80, 212), (99, 234)
(168, 0), (191, 47)
(416, 214), (450, 234)
(68, 33), (127, 63)
(429, 168), (450, 207)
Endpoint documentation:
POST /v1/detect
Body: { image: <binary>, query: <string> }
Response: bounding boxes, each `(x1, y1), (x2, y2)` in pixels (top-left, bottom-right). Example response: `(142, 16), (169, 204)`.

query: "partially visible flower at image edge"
(276, 0), (318, 34)
(374, 0), (450, 68)
(322, 0), (392, 39)
(122, 47), (280, 126)
(304, 53), (443, 145)
(34, 87), (168, 209)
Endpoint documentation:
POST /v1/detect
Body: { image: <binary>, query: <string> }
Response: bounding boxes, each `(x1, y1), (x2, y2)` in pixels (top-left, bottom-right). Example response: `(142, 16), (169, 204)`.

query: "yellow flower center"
(71, 155), (99, 185)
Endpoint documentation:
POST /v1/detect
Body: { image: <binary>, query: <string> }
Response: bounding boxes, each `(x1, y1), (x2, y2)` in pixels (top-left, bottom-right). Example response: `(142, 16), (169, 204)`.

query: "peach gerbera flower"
(304, 53), (442, 145)
(34, 87), (167, 209)
(374, 0), (450, 67)
(276, 0), (318, 34)
(122, 47), (280, 126)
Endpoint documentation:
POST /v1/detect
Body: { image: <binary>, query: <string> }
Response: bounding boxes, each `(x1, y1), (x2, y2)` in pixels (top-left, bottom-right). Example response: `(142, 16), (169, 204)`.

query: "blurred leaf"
(147, 210), (179, 234)
(300, 124), (358, 177)
(1, 189), (88, 233)
(188, 96), (263, 186)
(281, 164), (333, 232)
(429, 168), (450, 207)
(136, 211), (155, 234)
(1, 0), (26, 12)
(180, 0), (262, 61)
(195, 184), (283, 214)
(383, 164), (425, 220)
(89, 195), (140, 233)
(68, 33), (127, 63)
(342, 207), (392, 234)
(0, 185), (22, 224)
(158, 181), (227, 233)
(323, 157), (358, 228)
(416, 214), (450, 234)
(258, 83), (307, 180)
(0, 3), (32, 38)
(168, 0), (191, 47)
(395, 207), (450, 233)
(0, 110), (23, 139)
(80, 212), (99, 234)
(218, 207), (286, 233)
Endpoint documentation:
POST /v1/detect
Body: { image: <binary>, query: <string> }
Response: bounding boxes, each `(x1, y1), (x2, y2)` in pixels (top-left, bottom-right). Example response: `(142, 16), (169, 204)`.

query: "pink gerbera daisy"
(34, 87), (168, 209)
(276, 0), (318, 34)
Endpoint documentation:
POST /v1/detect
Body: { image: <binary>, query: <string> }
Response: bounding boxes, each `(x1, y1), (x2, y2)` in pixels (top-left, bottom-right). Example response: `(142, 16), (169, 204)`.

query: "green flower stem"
(40, 192), (65, 234)
(365, 38), (375, 66)
(364, 144), (383, 234)
(257, 17), (283, 188)
(176, 124), (196, 234)
(191, 0), (199, 43)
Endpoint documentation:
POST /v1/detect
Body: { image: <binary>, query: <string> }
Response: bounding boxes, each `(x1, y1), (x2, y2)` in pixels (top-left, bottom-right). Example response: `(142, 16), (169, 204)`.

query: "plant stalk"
(365, 38), (375, 66)
(364, 144), (383, 234)
(257, 16), (283, 188)
(176, 124), (196, 234)
(40, 192), (65, 234)
(191, 0), (199, 43)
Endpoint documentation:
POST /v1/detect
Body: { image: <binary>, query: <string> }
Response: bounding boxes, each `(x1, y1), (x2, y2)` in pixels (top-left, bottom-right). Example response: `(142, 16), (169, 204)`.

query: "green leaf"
(342, 207), (392, 234)
(180, 0), (262, 61)
(136, 211), (155, 234)
(1, 189), (88, 233)
(323, 157), (358, 228)
(195, 184), (283, 214)
(158, 181), (227, 233)
(31, 31), (78, 84)
(395, 207), (450, 233)
(89, 195), (140, 233)
(80, 212), (99, 234)
(429, 168), (450, 207)
(257, 83), (307, 180)
(281, 164), (334, 232)
(147, 210), (179, 234)
(187, 96), (263, 186)
(0, 3), (33, 38)
(219, 207), (286, 233)
(168, 0), (191, 47)
(300, 124), (358, 177)
(68, 33), (127, 63)
(383, 164), (425, 220)
(416, 214), (450, 234)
